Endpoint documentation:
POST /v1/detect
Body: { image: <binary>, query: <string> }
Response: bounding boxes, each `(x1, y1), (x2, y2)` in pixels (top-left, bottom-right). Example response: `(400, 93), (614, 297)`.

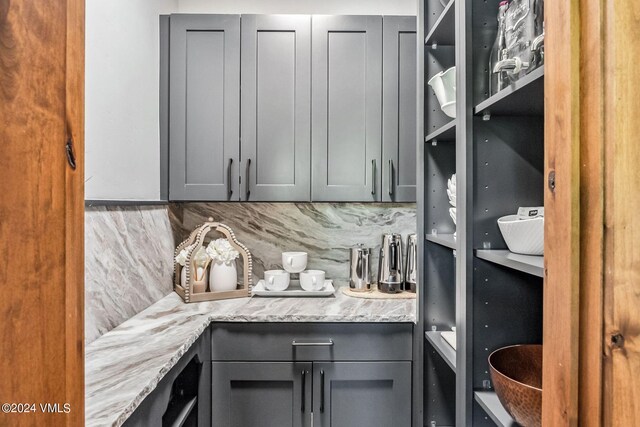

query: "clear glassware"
(489, 1), (510, 96)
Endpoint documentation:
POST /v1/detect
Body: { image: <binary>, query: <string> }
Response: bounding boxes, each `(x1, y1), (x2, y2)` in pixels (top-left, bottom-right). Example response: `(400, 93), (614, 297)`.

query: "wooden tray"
(340, 285), (416, 299)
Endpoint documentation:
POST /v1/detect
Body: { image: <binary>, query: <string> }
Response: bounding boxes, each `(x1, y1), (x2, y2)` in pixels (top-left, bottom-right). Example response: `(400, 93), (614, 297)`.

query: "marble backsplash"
(169, 203), (417, 283)
(85, 205), (175, 344)
(86, 202), (416, 344)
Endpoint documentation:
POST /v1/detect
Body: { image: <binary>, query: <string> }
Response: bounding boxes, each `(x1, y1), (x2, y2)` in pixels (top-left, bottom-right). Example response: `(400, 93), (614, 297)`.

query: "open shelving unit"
(425, 233), (457, 250)
(425, 119), (456, 142)
(474, 392), (517, 427)
(475, 250), (544, 278)
(417, 0), (545, 425)
(425, 331), (457, 371)
(474, 66), (545, 116)
(424, 0), (455, 46)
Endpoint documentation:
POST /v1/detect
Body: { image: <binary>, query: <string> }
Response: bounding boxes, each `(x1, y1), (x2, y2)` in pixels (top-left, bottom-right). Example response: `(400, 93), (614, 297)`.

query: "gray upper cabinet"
(169, 15), (240, 201)
(311, 16), (383, 202)
(164, 14), (414, 203)
(382, 16), (417, 202)
(240, 15), (311, 201)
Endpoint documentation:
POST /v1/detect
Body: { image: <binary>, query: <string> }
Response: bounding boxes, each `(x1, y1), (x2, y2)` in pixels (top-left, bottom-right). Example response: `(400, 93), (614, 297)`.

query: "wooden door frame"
(543, 0), (583, 422)
(0, 1), (84, 425)
(545, 0), (640, 425)
(65, 0), (85, 424)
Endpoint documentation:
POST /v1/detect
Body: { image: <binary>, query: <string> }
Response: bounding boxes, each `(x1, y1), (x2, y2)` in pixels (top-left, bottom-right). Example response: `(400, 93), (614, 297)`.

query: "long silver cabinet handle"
(245, 158), (251, 200)
(389, 159), (394, 197)
(301, 370), (306, 413)
(291, 339), (334, 347)
(371, 159), (377, 195)
(227, 158), (233, 199)
(320, 369), (325, 413)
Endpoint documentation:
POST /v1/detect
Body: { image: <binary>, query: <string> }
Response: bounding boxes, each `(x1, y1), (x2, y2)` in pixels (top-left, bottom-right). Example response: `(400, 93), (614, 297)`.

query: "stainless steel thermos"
(349, 244), (372, 292)
(405, 234), (418, 293)
(378, 233), (404, 293)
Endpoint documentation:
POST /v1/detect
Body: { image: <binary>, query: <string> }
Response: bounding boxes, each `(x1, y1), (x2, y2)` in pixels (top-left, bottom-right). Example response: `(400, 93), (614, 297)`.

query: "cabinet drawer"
(211, 322), (413, 361)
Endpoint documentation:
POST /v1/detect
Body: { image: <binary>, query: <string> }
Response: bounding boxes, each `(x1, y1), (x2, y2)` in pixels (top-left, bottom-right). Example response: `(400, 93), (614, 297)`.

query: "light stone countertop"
(85, 286), (416, 427)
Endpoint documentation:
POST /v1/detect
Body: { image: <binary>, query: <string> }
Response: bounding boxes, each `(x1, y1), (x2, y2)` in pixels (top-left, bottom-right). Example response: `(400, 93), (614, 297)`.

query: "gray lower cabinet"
(313, 362), (412, 427)
(240, 15), (311, 201)
(211, 362), (312, 427)
(382, 17), (417, 202)
(123, 331), (211, 427)
(210, 323), (413, 427)
(211, 361), (411, 427)
(311, 16), (383, 202)
(169, 15), (240, 201)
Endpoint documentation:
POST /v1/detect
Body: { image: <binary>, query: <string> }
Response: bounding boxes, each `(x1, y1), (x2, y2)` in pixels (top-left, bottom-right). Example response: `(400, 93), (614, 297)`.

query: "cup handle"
(288, 256), (293, 265)
(312, 277), (317, 285)
(268, 277), (274, 284)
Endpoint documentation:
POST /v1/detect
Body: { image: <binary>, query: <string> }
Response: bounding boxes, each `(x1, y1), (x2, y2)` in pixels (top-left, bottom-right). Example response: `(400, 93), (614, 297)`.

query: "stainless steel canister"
(349, 244), (372, 292)
(378, 233), (404, 293)
(405, 234), (418, 292)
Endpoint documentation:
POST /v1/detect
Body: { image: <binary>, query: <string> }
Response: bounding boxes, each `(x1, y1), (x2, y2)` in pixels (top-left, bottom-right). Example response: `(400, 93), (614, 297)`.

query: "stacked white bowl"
(447, 174), (457, 231)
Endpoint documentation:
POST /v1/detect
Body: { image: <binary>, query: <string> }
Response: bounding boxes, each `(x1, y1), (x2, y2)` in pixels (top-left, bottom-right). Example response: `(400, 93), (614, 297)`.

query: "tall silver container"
(378, 233), (404, 293)
(349, 244), (372, 292)
(405, 234), (418, 292)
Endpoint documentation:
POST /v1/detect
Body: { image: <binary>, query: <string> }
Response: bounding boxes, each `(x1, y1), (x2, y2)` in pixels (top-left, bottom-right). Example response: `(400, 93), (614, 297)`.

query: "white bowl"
(441, 101), (456, 118)
(447, 174), (457, 192)
(282, 252), (307, 273)
(300, 270), (326, 291)
(428, 67), (456, 118)
(447, 189), (456, 207)
(497, 215), (544, 255)
(264, 270), (290, 291)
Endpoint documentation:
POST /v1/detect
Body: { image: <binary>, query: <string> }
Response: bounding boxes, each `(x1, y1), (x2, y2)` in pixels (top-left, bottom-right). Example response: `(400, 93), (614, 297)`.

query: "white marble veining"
(86, 288), (416, 427)
(170, 203), (417, 282)
(85, 205), (175, 344)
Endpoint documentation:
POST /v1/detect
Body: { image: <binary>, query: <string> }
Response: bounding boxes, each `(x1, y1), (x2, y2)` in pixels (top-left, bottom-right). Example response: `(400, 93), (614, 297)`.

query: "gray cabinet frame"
(311, 15), (383, 202)
(382, 16), (417, 202)
(122, 330), (211, 427)
(313, 361), (412, 427)
(211, 361), (312, 427)
(169, 14), (240, 201)
(163, 14), (415, 204)
(240, 15), (312, 201)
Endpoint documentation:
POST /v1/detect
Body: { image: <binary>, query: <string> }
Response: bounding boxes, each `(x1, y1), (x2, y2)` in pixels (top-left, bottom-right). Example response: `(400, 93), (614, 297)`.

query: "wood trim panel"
(547, 0), (640, 425)
(578, 0), (605, 425)
(543, 0), (581, 425)
(0, 1), (84, 425)
(602, 0), (640, 424)
(65, 0), (85, 424)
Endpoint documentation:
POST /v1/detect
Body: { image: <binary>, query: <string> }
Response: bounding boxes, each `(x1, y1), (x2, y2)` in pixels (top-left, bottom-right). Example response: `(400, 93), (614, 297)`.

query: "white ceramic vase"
(209, 261), (238, 292)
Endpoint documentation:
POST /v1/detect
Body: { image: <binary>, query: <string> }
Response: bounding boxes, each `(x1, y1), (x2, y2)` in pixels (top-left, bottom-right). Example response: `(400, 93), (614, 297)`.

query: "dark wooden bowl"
(489, 344), (543, 427)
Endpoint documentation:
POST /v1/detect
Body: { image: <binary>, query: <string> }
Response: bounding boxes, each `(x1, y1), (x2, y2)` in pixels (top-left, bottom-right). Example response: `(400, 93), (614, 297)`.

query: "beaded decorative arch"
(173, 218), (252, 303)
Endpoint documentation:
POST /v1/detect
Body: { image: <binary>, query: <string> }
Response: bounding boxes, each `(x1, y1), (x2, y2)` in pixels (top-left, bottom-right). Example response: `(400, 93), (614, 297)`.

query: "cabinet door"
(169, 15), (240, 201)
(382, 17), (417, 202)
(241, 15), (311, 201)
(313, 362), (411, 427)
(311, 16), (383, 201)
(212, 362), (311, 427)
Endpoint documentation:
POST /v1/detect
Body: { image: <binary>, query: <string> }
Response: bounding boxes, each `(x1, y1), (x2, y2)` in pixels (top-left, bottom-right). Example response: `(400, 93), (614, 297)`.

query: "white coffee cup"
(282, 252), (307, 273)
(264, 270), (290, 291)
(300, 270), (326, 292)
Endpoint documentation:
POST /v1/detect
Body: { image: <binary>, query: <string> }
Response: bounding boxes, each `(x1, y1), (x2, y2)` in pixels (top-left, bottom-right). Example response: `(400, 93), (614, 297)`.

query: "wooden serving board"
(340, 285), (416, 299)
